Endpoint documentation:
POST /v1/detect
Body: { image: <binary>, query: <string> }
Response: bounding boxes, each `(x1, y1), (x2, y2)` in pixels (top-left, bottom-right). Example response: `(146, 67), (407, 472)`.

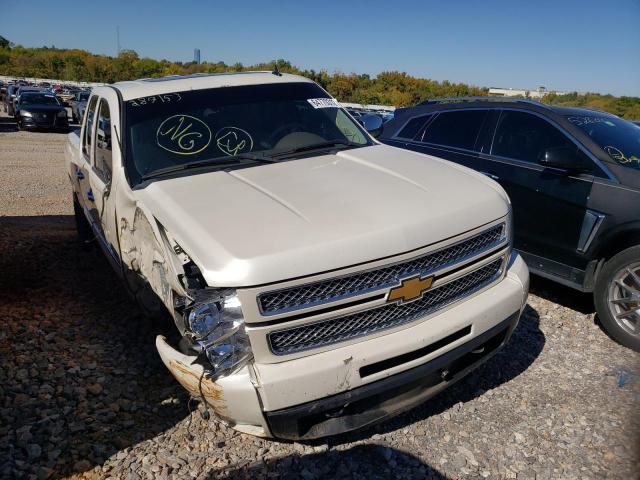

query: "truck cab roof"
(111, 71), (314, 101)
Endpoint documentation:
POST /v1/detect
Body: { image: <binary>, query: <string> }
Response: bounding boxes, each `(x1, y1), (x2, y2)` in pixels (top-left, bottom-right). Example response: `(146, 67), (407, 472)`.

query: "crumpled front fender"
(155, 335), (270, 437)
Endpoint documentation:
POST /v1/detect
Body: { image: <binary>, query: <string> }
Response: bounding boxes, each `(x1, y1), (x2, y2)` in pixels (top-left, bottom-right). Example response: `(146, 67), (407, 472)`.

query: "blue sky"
(1, 0), (639, 96)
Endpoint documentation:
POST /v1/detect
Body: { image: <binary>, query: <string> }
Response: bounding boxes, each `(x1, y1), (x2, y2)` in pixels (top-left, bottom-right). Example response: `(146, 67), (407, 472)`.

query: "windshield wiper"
(141, 153), (279, 181)
(271, 139), (361, 158)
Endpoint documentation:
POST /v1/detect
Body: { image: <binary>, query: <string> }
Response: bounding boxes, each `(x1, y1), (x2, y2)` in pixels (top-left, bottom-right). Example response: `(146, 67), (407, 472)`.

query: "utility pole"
(116, 26), (121, 56)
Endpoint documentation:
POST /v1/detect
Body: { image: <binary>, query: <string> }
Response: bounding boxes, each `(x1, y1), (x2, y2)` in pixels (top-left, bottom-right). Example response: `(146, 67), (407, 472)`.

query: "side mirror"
(539, 146), (592, 173)
(359, 114), (384, 138)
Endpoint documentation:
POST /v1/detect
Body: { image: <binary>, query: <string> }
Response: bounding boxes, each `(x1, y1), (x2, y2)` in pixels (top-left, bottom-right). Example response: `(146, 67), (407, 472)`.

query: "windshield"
(20, 94), (60, 106)
(79, 92), (90, 101)
(566, 114), (640, 170)
(124, 82), (370, 184)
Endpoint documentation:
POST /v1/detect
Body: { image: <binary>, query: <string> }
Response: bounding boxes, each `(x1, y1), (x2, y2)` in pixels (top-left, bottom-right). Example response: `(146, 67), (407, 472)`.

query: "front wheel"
(594, 246), (640, 351)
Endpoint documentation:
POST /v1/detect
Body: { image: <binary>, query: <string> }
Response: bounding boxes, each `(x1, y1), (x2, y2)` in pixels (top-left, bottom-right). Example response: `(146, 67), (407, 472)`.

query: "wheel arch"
(591, 224), (640, 263)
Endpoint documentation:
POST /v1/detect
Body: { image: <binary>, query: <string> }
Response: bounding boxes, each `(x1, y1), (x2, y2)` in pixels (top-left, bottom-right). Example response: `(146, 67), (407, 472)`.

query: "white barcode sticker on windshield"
(307, 98), (340, 109)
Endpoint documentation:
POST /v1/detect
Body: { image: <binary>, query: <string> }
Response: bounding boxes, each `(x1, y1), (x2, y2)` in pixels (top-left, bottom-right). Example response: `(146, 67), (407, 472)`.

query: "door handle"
(86, 189), (94, 202)
(480, 171), (500, 181)
(76, 169), (84, 180)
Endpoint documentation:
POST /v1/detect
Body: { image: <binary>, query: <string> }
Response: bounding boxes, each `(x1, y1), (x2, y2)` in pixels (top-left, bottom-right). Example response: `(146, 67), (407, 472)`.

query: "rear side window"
(94, 99), (112, 183)
(396, 114), (432, 139)
(492, 111), (574, 163)
(422, 110), (487, 150)
(82, 96), (99, 158)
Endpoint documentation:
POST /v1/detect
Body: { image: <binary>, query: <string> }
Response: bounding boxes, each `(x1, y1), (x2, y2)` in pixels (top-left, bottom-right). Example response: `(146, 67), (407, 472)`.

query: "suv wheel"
(594, 246), (640, 351)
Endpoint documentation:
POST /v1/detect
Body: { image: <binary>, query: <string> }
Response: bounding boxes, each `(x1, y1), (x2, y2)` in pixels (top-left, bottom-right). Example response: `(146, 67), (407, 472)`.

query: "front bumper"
(156, 252), (529, 439)
(267, 311), (518, 439)
(20, 115), (68, 130)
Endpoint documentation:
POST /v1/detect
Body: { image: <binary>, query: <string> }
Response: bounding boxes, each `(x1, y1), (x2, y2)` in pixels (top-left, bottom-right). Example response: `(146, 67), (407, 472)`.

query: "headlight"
(57, 110), (68, 118)
(20, 110), (32, 117)
(186, 290), (252, 378)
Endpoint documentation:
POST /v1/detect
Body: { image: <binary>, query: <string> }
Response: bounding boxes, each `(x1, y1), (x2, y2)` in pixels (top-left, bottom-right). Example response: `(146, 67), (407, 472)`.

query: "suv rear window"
(396, 114), (432, 139)
(421, 110), (487, 150)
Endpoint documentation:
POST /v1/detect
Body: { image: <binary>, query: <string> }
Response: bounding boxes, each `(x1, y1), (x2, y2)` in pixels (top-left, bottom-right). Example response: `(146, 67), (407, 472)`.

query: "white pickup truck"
(65, 72), (529, 440)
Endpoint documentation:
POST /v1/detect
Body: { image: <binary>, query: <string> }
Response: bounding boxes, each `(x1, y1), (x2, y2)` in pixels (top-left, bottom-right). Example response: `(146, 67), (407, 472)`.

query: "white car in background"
(65, 71), (528, 439)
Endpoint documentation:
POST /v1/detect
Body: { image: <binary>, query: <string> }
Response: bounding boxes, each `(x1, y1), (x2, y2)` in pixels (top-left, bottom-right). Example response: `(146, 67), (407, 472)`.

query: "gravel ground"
(0, 111), (638, 480)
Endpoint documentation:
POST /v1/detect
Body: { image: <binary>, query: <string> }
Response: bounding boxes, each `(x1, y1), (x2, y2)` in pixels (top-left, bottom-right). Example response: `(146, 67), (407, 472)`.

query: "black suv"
(380, 97), (640, 351)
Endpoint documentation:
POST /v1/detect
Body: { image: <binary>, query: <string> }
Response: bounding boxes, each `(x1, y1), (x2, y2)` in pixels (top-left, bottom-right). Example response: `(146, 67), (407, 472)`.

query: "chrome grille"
(259, 224), (505, 315)
(268, 258), (504, 355)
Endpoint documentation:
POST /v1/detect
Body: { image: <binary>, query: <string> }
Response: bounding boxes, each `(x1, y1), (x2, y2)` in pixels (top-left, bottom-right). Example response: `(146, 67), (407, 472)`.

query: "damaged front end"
(119, 206), (266, 435)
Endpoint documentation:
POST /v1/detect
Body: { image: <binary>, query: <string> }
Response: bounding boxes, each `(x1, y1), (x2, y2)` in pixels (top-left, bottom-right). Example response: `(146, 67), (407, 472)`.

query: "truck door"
(86, 97), (121, 267)
(76, 95), (98, 226)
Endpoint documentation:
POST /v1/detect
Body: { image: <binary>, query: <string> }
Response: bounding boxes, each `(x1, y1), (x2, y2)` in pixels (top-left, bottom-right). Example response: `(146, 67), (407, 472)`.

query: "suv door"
(483, 109), (595, 275)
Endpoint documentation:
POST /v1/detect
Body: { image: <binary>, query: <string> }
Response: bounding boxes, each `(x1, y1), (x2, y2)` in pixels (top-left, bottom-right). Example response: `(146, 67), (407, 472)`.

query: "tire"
(594, 246), (640, 351)
(73, 193), (94, 248)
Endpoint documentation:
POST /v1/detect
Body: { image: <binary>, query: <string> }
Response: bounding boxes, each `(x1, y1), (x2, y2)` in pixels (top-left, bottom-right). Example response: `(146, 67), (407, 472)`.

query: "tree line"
(1, 37), (638, 119)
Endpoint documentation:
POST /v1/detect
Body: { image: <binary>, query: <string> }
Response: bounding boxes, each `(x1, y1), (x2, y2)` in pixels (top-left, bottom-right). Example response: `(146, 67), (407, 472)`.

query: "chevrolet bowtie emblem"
(387, 275), (434, 303)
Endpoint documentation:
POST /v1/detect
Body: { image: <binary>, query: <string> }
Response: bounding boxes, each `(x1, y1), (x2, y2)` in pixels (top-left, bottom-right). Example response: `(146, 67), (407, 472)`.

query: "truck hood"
(134, 144), (509, 287)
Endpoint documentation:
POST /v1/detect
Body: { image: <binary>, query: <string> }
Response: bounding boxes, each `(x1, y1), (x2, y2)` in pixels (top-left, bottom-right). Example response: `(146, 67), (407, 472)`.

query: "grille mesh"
(259, 224), (504, 315)
(268, 258), (503, 355)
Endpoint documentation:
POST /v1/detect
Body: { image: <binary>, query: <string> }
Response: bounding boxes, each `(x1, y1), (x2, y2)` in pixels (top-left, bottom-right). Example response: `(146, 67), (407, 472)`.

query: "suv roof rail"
(417, 96), (553, 109)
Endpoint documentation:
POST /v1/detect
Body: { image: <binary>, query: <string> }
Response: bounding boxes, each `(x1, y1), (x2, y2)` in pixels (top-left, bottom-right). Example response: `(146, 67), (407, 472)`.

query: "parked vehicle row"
(347, 107), (395, 124)
(380, 97), (640, 350)
(66, 72), (529, 440)
(1, 77), (91, 130)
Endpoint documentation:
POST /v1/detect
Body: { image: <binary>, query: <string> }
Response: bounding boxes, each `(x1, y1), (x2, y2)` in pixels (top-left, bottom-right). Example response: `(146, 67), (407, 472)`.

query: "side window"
(396, 114), (432, 139)
(335, 109), (367, 144)
(492, 111), (575, 163)
(82, 96), (99, 158)
(421, 110), (488, 150)
(93, 99), (112, 183)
